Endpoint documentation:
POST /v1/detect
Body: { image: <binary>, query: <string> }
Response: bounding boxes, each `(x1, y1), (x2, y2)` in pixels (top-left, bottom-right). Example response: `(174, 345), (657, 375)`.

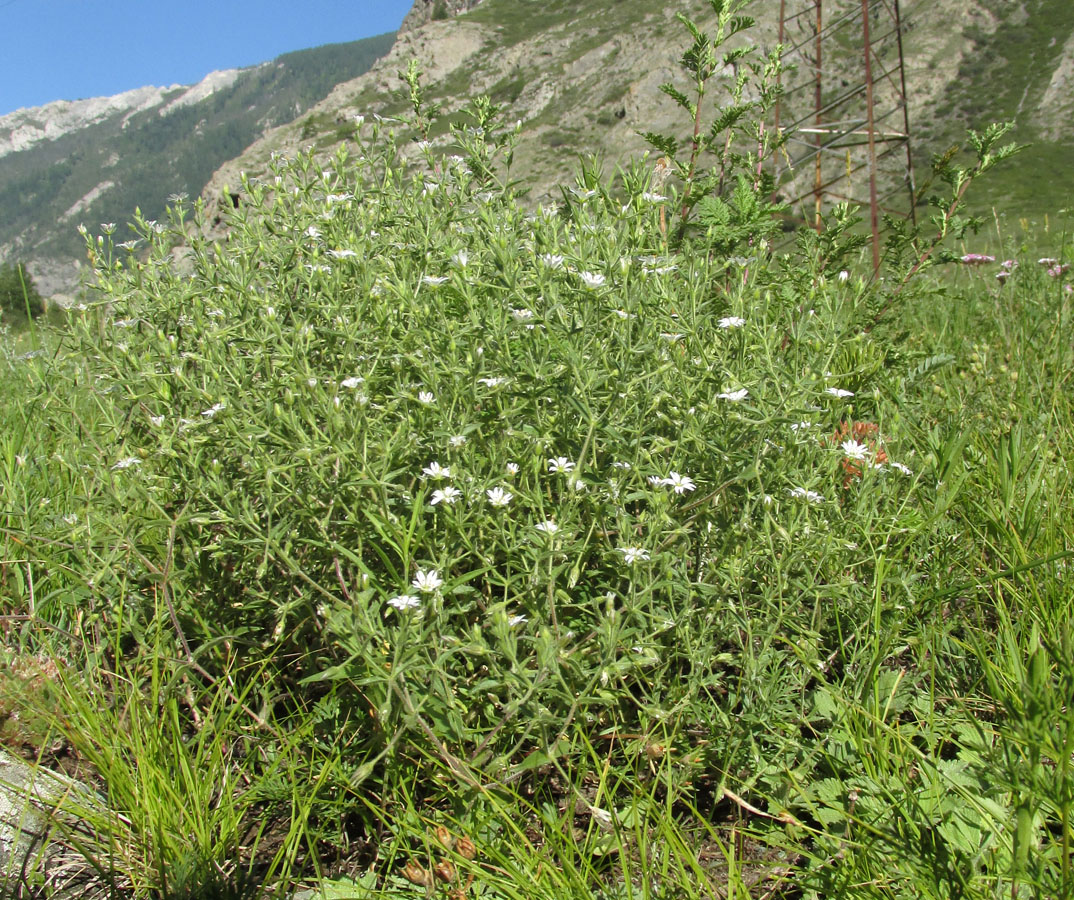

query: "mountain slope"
(0, 33), (395, 299)
(200, 0), (1074, 236)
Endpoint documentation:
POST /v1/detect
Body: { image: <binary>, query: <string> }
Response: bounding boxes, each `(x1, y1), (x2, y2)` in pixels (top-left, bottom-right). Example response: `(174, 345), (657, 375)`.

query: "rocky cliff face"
(399, 0), (486, 33)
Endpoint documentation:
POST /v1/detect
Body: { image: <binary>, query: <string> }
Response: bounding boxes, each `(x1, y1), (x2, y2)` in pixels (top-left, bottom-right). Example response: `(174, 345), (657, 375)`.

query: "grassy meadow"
(2, 7), (1073, 899)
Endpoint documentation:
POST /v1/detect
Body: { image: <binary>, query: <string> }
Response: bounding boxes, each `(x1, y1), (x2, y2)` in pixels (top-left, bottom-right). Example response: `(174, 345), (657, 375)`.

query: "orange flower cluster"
(829, 420), (888, 487)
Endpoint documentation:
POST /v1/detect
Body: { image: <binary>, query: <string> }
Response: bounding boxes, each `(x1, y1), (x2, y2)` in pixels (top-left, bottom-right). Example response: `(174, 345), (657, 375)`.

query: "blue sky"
(0, 0), (414, 117)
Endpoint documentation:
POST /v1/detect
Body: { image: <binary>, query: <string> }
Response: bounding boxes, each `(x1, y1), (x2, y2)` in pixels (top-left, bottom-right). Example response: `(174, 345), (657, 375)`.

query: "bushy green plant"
(1, 5), (1069, 898)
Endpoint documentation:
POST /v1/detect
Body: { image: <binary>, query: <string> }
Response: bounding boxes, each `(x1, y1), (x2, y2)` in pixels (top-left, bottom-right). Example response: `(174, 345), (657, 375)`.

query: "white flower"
(451, 250), (469, 268)
(618, 547), (650, 564)
(579, 271), (606, 289)
(388, 594), (421, 611)
(486, 486), (513, 507)
(790, 421), (814, 432)
(325, 194), (353, 204)
(660, 332), (684, 342)
(512, 308), (534, 321)
(838, 270), (850, 282)
(307, 377), (318, 387)
(718, 316), (745, 329)
(890, 461), (913, 475)
(539, 253), (564, 268)
(431, 486), (462, 505)
(201, 402), (226, 418)
(148, 415), (165, 427)
(662, 472), (696, 494)
(548, 457), (575, 474)
(412, 569), (443, 593)
(478, 376), (507, 387)
(112, 457), (141, 470)
(508, 614), (528, 627)
(422, 275), (449, 286)
(647, 475), (663, 486)
(641, 192), (668, 203)
(340, 376), (364, 389)
(304, 225), (321, 239)
(841, 439), (870, 461)
(717, 389), (749, 402)
(505, 462), (520, 476)
(328, 248), (358, 259)
(825, 387), (854, 398)
(448, 435), (467, 448)
(789, 487), (824, 503)
(534, 519), (559, 534)
(417, 391), (435, 404)
(422, 461), (451, 479)
(611, 461), (631, 470)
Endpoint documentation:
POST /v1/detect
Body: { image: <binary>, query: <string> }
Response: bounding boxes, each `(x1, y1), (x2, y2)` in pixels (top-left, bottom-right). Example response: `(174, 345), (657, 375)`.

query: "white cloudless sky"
(0, 0), (414, 117)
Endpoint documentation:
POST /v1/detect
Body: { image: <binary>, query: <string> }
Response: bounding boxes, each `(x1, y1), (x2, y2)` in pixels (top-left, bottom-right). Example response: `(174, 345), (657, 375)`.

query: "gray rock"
(0, 749), (110, 898)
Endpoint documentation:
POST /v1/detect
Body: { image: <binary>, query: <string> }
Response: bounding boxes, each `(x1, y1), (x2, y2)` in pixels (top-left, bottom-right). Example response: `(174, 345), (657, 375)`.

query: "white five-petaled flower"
(717, 389), (749, 402)
(512, 308), (534, 321)
(417, 391), (435, 404)
(790, 421), (814, 432)
(540, 253), (564, 268)
(841, 439), (870, 461)
(431, 486), (462, 505)
(478, 376), (507, 387)
(505, 462), (520, 476)
(388, 594), (421, 611)
(112, 457), (141, 470)
(304, 225), (321, 239)
(534, 519), (559, 534)
(486, 486), (513, 507)
(149, 415), (165, 427)
(328, 249), (358, 259)
(579, 271), (606, 289)
(662, 472), (696, 494)
(825, 387), (854, 398)
(789, 487), (824, 504)
(422, 461), (451, 479)
(201, 402), (226, 418)
(452, 250), (469, 267)
(618, 547), (650, 564)
(641, 191), (668, 203)
(718, 316), (745, 329)
(890, 461), (912, 475)
(838, 270), (850, 282)
(448, 435), (467, 448)
(422, 275), (448, 286)
(412, 569), (443, 593)
(548, 457), (575, 474)
(508, 614), (528, 627)
(340, 376), (364, 389)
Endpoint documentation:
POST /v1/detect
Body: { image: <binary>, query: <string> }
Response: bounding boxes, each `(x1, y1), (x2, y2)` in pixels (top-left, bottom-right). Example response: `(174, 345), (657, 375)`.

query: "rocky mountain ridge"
(0, 69), (247, 160)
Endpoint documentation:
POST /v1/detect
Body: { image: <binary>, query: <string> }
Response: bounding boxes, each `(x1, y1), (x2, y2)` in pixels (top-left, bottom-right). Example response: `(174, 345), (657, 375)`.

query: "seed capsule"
(434, 860), (456, 883)
(455, 836), (477, 860)
(402, 860), (431, 886)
